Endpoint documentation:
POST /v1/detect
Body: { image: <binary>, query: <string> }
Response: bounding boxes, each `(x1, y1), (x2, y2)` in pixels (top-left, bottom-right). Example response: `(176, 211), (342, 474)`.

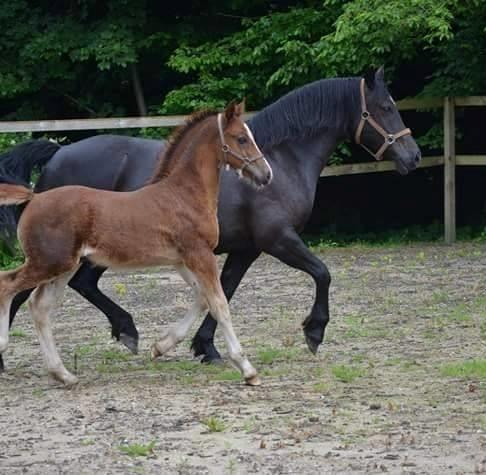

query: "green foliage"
(164, 0), (460, 113)
(0, 133), (32, 153)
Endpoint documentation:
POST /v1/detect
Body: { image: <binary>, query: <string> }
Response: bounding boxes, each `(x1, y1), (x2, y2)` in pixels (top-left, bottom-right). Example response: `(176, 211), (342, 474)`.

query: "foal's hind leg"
(0, 288), (34, 374)
(151, 265), (208, 357)
(28, 272), (78, 387)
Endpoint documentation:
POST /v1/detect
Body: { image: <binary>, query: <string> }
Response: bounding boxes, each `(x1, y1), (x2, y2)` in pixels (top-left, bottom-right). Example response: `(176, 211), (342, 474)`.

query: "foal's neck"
(160, 116), (222, 213)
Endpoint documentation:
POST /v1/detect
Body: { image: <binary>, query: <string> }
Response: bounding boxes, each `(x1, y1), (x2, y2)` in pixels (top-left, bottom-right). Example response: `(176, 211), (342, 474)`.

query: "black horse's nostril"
(414, 152), (421, 164)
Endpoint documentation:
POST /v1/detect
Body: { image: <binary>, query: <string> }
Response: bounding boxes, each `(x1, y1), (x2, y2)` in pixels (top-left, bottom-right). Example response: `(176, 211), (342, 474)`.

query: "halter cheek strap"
(217, 113), (264, 172)
(355, 78), (412, 160)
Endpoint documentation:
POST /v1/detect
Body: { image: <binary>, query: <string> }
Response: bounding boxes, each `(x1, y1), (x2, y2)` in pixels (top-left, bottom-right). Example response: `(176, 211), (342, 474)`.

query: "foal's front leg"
(188, 251), (259, 385)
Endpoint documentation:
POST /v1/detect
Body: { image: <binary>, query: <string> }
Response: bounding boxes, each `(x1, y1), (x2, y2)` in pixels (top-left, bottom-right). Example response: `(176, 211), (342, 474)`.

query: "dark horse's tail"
(0, 139), (60, 249)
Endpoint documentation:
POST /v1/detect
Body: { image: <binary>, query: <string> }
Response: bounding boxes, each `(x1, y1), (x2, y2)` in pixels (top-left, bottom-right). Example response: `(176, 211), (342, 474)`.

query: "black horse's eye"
(381, 103), (393, 112)
(238, 136), (248, 145)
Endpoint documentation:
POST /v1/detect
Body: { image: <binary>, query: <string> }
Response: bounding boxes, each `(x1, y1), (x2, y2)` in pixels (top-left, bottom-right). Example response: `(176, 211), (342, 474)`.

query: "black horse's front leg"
(266, 229), (331, 354)
(68, 262), (139, 354)
(191, 249), (261, 363)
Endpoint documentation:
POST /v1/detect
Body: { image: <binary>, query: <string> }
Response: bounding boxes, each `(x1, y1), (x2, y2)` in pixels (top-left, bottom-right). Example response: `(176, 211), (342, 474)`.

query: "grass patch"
(201, 416), (225, 432)
(331, 364), (366, 383)
(211, 369), (241, 381)
(305, 222), (486, 249)
(9, 328), (26, 338)
(119, 441), (156, 457)
(440, 360), (486, 379)
(312, 382), (330, 393)
(256, 346), (299, 365)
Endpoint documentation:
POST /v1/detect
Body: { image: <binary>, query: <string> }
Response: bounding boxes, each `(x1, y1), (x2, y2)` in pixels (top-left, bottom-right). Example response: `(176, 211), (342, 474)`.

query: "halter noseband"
(217, 113), (264, 172)
(355, 78), (412, 160)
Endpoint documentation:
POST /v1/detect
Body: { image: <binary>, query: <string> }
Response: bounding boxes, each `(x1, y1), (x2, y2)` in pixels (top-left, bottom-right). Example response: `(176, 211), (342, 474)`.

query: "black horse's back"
(36, 135), (165, 192)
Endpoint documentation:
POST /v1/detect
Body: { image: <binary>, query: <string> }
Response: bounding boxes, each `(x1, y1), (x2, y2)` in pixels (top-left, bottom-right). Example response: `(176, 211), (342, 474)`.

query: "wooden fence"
(1, 96), (485, 244)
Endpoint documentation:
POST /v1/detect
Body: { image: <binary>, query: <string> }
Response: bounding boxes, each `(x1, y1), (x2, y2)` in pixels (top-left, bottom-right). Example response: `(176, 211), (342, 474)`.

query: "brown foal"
(0, 101), (272, 387)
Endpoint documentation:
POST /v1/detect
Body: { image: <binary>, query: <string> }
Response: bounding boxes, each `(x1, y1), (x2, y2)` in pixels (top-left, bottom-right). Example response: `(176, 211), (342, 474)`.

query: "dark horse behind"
(0, 67), (421, 372)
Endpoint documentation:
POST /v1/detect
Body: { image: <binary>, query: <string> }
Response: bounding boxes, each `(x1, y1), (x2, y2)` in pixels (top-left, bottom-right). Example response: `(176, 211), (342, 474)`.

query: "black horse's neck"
(248, 77), (361, 151)
(247, 77), (361, 199)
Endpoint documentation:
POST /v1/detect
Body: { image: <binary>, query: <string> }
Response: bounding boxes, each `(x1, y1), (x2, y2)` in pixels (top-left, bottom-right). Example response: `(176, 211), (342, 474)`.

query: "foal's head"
(356, 66), (421, 175)
(218, 101), (272, 187)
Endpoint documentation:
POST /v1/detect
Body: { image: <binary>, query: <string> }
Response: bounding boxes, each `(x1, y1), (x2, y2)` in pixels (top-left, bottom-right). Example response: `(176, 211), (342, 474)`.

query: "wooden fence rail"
(1, 96), (486, 243)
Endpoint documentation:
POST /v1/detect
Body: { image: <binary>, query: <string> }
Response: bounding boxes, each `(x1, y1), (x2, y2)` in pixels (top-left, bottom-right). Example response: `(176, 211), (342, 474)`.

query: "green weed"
(119, 440), (156, 457)
(201, 416), (225, 432)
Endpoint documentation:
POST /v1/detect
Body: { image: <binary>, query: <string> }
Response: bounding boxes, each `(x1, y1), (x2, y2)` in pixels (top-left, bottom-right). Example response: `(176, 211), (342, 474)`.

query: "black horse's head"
(356, 66), (421, 175)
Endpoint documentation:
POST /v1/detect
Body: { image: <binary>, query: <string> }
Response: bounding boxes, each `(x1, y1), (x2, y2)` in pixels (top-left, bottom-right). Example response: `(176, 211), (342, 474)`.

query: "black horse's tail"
(0, 139), (60, 249)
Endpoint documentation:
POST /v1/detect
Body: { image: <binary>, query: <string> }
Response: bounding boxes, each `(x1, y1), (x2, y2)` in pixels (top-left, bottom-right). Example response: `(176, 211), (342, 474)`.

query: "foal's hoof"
(120, 333), (139, 355)
(0, 355), (5, 374)
(48, 371), (79, 388)
(245, 375), (262, 386)
(151, 343), (162, 360)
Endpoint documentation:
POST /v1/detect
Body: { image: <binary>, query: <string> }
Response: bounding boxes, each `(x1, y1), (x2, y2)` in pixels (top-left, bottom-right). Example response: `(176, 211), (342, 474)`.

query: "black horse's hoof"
(0, 355), (4, 373)
(200, 355), (224, 365)
(120, 333), (139, 355)
(304, 334), (320, 355)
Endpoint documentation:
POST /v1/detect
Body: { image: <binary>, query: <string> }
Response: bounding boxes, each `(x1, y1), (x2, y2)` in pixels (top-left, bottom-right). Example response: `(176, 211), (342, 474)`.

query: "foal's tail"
(0, 139), (60, 250)
(0, 184), (34, 206)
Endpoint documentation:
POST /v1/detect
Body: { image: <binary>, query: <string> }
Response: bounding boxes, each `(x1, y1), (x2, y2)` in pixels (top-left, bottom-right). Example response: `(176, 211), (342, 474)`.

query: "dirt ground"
(0, 242), (485, 475)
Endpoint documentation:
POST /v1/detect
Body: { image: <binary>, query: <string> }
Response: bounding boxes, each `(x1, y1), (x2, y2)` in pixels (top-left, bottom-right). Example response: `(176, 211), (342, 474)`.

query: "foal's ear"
(224, 101), (237, 124)
(234, 99), (245, 116)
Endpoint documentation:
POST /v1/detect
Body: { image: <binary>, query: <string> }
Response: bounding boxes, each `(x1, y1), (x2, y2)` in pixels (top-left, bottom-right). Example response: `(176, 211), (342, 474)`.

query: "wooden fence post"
(443, 96), (456, 244)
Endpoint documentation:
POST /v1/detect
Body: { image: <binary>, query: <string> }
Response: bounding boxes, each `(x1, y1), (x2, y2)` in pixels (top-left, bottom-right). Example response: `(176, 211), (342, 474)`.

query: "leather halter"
(355, 78), (412, 160)
(217, 113), (264, 171)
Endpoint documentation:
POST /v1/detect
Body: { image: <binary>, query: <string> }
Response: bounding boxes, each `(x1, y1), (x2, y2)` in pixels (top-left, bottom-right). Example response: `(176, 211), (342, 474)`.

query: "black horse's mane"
(248, 77), (361, 148)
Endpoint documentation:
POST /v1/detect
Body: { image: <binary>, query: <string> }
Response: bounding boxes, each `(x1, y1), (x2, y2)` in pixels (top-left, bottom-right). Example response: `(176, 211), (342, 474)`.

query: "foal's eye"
(238, 136), (248, 145)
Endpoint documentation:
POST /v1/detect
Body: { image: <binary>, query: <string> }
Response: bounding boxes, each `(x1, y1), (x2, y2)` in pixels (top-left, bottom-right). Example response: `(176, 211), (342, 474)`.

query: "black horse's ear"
(375, 65), (385, 83)
(364, 68), (376, 90)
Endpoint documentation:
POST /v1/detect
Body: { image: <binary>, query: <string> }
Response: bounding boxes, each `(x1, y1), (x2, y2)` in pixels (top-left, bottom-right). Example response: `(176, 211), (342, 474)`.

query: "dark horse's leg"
(0, 289), (34, 373)
(266, 229), (331, 353)
(68, 262), (139, 354)
(191, 250), (260, 363)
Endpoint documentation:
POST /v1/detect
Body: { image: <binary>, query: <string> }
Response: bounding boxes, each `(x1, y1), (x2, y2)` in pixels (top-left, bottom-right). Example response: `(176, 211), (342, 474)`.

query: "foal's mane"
(247, 77), (361, 148)
(150, 109), (217, 183)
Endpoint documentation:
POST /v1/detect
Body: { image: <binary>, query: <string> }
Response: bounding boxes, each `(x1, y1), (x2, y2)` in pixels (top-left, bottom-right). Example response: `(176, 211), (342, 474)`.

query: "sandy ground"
(0, 242), (485, 475)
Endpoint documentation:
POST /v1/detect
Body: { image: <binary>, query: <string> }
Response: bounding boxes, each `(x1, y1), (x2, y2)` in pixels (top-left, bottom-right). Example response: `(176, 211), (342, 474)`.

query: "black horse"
(0, 68), (420, 372)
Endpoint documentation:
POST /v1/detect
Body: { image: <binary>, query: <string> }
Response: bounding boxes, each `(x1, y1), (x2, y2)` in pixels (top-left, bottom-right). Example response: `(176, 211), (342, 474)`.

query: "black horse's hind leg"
(192, 250), (261, 363)
(68, 262), (139, 354)
(0, 288), (34, 373)
(266, 229), (331, 354)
